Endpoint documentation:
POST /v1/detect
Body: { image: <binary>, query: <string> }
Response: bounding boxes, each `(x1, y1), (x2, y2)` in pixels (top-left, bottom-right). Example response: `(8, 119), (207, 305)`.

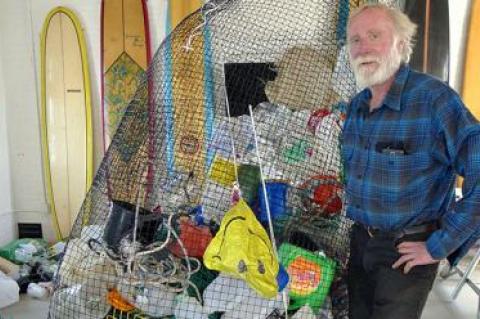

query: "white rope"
(132, 219), (202, 299)
(247, 104), (288, 317)
(183, 0), (230, 51)
(247, 104), (278, 252)
(135, 214), (174, 257)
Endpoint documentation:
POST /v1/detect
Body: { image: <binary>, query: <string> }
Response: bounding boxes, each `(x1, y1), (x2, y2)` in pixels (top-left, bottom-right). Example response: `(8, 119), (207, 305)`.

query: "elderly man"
(342, 4), (480, 319)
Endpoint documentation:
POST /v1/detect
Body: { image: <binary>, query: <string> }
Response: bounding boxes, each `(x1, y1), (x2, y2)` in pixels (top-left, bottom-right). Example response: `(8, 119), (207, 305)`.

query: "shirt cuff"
(426, 229), (460, 260)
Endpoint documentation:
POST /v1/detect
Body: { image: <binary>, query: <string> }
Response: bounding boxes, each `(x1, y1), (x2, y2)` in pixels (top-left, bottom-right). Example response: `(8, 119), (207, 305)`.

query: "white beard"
(350, 43), (402, 89)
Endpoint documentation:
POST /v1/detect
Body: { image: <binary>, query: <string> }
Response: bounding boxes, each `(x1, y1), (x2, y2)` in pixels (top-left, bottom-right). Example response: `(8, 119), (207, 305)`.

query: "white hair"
(347, 4), (417, 63)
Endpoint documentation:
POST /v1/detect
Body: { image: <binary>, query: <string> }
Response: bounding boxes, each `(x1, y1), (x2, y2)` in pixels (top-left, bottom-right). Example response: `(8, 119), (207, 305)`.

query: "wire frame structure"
(49, 0), (399, 318)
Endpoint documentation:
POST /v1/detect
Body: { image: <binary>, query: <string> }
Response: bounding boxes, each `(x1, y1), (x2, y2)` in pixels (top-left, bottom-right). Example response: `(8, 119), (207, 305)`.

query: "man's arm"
(394, 89), (480, 272)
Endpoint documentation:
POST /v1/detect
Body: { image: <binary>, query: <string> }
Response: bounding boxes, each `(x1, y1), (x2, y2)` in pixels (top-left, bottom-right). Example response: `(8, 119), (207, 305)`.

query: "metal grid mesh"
(49, 1), (397, 318)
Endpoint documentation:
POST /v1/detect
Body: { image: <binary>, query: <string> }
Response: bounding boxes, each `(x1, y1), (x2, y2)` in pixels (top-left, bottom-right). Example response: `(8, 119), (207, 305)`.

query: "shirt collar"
(357, 64), (410, 112)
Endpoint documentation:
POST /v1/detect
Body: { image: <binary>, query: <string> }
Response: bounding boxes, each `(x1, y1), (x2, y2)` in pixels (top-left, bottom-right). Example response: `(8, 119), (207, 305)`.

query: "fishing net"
(49, 0), (399, 318)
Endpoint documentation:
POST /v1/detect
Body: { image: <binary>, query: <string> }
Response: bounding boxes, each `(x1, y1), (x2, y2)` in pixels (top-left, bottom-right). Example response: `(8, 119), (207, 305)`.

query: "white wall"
(0, 38), (14, 246)
(0, 0), (473, 243)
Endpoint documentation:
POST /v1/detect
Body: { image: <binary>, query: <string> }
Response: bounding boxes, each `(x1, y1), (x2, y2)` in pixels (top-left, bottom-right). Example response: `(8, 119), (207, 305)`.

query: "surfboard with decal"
(102, 0), (151, 150)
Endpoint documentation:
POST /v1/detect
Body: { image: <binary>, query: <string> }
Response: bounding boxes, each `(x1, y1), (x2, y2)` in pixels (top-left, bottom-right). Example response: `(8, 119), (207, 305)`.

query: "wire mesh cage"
(49, 0), (399, 318)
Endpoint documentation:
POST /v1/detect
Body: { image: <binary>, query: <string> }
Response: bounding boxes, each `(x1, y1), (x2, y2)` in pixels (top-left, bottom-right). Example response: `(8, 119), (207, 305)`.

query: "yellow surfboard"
(463, 0), (480, 118)
(40, 7), (93, 240)
(102, 0), (151, 150)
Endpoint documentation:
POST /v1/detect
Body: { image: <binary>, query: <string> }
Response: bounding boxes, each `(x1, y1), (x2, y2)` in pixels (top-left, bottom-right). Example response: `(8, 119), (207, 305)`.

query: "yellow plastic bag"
(203, 199), (279, 298)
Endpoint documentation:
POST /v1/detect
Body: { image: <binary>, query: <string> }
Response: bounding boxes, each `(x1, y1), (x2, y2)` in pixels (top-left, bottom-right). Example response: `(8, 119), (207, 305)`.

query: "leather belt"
(361, 222), (438, 239)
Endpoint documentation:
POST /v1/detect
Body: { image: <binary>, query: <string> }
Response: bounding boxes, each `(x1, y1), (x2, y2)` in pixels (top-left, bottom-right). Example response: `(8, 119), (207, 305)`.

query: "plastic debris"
(0, 270), (19, 308)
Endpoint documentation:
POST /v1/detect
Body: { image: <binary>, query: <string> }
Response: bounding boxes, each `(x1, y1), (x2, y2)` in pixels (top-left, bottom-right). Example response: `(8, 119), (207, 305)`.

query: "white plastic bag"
(0, 270), (20, 308)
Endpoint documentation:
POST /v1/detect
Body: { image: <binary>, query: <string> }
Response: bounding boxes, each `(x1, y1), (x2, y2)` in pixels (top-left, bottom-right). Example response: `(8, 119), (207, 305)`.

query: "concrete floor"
(423, 263), (480, 319)
(1, 260), (479, 319)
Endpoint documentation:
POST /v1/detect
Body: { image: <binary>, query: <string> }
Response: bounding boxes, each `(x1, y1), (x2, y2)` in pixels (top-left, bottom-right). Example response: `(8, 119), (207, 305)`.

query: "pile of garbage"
(48, 101), (351, 319)
(0, 238), (64, 308)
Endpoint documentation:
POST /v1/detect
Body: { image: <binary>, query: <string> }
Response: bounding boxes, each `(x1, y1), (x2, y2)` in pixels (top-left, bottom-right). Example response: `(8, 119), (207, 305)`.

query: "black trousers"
(348, 224), (439, 319)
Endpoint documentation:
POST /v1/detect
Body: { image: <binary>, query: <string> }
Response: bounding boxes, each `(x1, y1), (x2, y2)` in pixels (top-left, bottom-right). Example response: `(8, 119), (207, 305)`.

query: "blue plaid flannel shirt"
(342, 64), (480, 265)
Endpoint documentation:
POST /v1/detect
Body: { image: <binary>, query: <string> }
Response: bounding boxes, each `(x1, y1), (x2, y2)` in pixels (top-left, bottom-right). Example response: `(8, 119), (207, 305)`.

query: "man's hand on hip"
(392, 241), (440, 274)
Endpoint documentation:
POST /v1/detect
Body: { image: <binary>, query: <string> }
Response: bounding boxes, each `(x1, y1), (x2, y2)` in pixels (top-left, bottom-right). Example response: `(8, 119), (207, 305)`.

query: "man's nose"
(357, 39), (372, 55)
(354, 40), (372, 57)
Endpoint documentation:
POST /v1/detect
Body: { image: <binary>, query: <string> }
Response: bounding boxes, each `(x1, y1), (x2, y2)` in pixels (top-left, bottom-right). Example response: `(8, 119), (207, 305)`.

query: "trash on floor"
(0, 270), (20, 308)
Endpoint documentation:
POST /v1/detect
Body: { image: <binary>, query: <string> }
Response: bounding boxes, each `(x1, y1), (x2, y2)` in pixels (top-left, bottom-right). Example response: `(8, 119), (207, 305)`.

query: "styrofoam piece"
(203, 273), (285, 318)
